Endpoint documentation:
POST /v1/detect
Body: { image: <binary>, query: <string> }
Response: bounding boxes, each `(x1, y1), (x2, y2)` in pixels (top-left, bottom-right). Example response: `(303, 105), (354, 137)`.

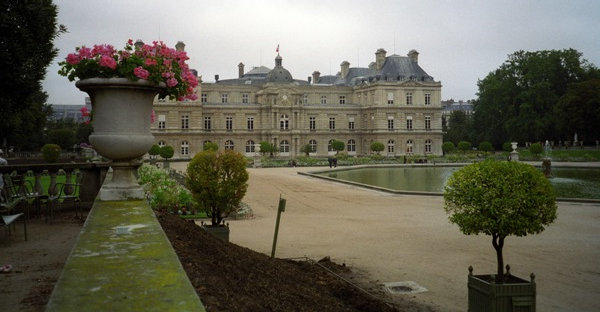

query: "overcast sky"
(43, 0), (600, 105)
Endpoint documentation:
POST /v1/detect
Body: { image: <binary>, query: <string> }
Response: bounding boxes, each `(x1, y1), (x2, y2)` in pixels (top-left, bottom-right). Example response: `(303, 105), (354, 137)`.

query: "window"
(247, 117), (254, 131)
(387, 116), (394, 130)
(158, 140), (166, 147)
(279, 140), (289, 153)
(181, 114), (189, 129)
(406, 140), (414, 154)
(201, 93), (207, 103)
(387, 92), (394, 104)
(204, 116), (211, 130)
(224, 140), (234, 150)
(406, 92), (413, 105)
(387, 140), (395, 153)
(339, 95), (346, 104)
(226, 116), (233, 131)
(425, 139), (432, 153)
(348, 117), (355, 130)
(309, 117), (316, 130)
(425, 116), (431, 129)
(181, 141), (189, 156)
(321, 95), (327, 104)
(347, 139), (356, 152)
(158, 114), (166, 129)
(242, 93), (249, 104)
(425, 93), (431, 105)
(309, 139), (317, 153)
(221, 93), (228, 103)
(280, 114), (289, 130)
(328, 139), (335, 152)
(329, 117), (335, 130)
(246, 140), (255, 153)
(406, 116), (413, 130)
(303, 94), (308, 105)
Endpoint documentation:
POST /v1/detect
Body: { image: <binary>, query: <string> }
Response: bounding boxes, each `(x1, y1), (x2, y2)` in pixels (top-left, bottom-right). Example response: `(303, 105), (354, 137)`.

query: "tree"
(370, 142), (384, 154)
(444, 110), (473, 144)
(478, 141), (493, 154)
(159, 145), (174, 160)
(529, 142), (543, 157)
(473, 49), (599, 147)
(442, 141), (455, 155)
(186, 150), (249, 226)
(0, 1), (66, 150)
(259, 141), (276, 157)
(331, 139), (344, 154)
(203, 141), (218, 151)
(444, 160), (557, 282)
(553, 79), (600, 143)
(47, 128), (76, 149)
(502, 142), (513, 153)
(300, 144), (314, 156)
(457, 141), (471, 153)
(148, 144), (161, 159)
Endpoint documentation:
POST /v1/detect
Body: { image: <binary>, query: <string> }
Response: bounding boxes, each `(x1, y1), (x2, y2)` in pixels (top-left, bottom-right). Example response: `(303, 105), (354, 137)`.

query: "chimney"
(308, 76), (312, 84)
(375, 48), (387, 71)
(238, 62), (245, 78)
(176, 41), (185, 52)
(312, 71), (320, 84)
(340, 61), (350, 79)
(408, 49), (419, 63)
(215, 74), (219, 82)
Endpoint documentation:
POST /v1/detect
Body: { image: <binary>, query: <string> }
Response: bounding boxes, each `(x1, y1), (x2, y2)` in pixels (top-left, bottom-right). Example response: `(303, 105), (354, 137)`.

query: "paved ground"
(171, 162), (600, 312)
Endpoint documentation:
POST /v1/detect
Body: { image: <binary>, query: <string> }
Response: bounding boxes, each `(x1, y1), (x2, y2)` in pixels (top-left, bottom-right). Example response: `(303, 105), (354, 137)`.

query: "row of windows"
(200, 93), (432, 105)
(168, 115), (432, 131)
(157, 139), (434, 156)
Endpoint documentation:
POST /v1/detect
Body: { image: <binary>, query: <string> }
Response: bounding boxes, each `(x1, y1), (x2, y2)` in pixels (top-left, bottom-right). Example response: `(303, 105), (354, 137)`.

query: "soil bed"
(157, 211), (408, 312)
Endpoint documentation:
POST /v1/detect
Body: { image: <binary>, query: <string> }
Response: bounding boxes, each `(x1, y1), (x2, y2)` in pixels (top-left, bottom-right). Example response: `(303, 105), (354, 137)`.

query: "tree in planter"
(159, 145), (174, 169)
(443, 160), (557, 283)
(148, 144), (161, 161)
(300, 144), (314, 156)
(186, 150), (249, 226)
(529, 142), (543, 158)
(259, 141), (276, 157)
(478, 141), (493, 155)
(370, 142), (384, 155)
(330, 139), (345, 154)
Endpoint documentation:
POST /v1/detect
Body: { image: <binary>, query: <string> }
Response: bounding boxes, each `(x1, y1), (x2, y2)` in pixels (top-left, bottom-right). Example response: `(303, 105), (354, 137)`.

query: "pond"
(317, 166), (600, 199)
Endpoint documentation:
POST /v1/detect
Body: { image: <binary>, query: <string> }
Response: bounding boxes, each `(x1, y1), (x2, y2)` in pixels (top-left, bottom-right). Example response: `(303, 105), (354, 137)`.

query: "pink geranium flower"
(166, 77), (178, 87)
(66, 53), (80, 65)
(133, 66), (150, 79)
(99, 55), (117, 70)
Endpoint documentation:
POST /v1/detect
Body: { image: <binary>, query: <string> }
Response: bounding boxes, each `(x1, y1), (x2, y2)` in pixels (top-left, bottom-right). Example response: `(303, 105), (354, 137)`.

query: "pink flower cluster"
(60, 40), (199, 101)
(80, 107), (91, 125)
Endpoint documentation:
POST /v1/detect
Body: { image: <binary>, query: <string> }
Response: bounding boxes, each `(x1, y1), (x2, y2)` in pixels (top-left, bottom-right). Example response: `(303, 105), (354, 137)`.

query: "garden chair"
(47, 172), (82, 223)
(1, 188), (27, 243)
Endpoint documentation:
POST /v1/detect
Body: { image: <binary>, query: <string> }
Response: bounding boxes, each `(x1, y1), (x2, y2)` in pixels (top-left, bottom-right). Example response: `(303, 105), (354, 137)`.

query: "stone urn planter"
(76, 78), (164, 200)
(468, 266), (536, 312)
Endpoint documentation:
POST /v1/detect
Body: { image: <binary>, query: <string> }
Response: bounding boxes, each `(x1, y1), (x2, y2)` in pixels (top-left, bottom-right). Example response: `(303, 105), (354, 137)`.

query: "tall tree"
(553, 79), (600, 143)
(444, 110), (473, 145)
(0, 0), (65, 150)
(473, 49), (598, 147)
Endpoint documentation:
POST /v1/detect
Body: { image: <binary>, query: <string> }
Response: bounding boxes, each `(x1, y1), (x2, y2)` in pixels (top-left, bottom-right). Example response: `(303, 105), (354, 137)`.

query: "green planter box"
(468, 267), (536, 312)
(201, 224), (230, 242)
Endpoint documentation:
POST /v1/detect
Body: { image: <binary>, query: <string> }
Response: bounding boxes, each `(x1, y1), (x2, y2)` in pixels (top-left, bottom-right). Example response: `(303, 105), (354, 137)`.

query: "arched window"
(347, 139), (356, 152)
(181, 141), (189, 156)
(224, 140), (234, 150)
(425, 139), (432, 153)
(328, 139), (335, 152)
(246, 140), (255, 153)
(280, 114), (289, 130)
(309, 139), (317, 153)
(387, 139), (395, 153)
(158, 140), (166, 147)
(279, 140), (289, 153)
(406, 139), (414, 154)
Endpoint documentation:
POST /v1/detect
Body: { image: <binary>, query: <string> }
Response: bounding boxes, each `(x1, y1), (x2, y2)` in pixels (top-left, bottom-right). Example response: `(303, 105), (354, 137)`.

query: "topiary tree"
(203, 141), (218, 152)
(259, 141), (276, 157)
(502, 142), (513, 153)
(148, 144), (161, 159)
(186, 150), (249, 226)
(159, 145), (174, 169)
(442, 141), (456, 155)
(444, 160), (557, 283)
(41, 143), (61, 163)
(529, 142), (543, 158)
(478, 141), (493, 154)
(300, 144), (314, 156)
(331, 139), (345, 154)
(370, 142), (384, 155)
(457, 141), (472, 153)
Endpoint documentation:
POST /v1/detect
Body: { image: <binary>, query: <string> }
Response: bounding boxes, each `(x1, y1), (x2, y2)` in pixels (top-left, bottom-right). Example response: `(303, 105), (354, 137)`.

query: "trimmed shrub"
(42, 144), (61, 163)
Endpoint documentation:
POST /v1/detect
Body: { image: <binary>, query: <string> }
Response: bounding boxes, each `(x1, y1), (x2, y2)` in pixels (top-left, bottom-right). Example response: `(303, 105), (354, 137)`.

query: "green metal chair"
(47, 172), (82, 223)
(1, 188), (27, 243)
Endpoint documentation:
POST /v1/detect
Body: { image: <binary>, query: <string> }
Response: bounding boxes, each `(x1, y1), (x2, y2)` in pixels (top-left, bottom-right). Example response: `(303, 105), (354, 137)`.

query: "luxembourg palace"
(151, 45), (443, 159)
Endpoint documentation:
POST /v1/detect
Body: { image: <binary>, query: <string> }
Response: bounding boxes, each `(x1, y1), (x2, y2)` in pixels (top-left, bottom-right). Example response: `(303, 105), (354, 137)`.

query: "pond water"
(319, 166), (600, 199)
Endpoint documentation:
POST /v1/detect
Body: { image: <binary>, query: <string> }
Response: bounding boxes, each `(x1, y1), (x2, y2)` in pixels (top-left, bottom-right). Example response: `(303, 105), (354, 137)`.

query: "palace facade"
(151, 47), (443, 159)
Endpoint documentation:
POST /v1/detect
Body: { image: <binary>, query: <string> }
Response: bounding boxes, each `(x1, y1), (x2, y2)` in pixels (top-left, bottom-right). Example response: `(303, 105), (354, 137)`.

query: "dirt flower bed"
(157, 211), (402, 312)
